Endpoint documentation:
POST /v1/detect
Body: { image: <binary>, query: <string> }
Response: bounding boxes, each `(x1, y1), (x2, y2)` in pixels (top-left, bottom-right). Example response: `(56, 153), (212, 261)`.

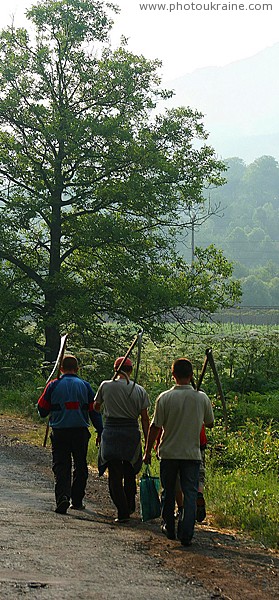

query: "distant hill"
(165, 44), (279, 163)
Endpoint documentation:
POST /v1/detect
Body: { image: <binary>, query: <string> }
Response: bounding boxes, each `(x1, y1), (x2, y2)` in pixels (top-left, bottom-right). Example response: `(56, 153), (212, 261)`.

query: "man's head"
(171, 358), (193, 383)
(114, 356), (133, 374)
(61, 354), (78, 374)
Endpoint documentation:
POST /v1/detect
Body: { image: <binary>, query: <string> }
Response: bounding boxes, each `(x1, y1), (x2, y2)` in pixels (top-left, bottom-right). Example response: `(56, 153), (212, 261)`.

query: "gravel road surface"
(0, 442), (211, 600)
(0, 419), (278, 600)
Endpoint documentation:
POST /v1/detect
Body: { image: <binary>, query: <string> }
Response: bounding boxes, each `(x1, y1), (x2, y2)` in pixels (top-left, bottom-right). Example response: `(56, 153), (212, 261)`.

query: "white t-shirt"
(94, 379), (149, 419)
(152, 384), (214, 460)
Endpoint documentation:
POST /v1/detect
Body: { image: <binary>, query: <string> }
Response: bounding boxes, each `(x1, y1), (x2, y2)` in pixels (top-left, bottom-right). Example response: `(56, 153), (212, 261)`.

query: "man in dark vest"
(94, 356), (149, 522)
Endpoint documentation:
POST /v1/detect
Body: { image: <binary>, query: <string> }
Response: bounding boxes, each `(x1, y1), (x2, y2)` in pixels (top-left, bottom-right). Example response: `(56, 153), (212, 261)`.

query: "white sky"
(1, 0), (278, 80)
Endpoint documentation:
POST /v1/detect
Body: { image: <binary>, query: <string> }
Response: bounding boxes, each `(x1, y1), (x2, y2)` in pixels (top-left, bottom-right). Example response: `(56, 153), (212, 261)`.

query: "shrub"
(208, 421), (278, 475)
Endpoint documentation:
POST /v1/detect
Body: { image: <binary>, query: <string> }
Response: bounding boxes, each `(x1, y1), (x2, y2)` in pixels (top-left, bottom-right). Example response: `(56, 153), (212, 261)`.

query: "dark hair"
(119, 364), (133, 374)
(172, 358), (193, 379)
(61, 355), (78, 372)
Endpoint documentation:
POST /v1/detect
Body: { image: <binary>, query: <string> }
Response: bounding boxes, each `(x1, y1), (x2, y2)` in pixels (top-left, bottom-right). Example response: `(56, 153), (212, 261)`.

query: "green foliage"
(225, 391), (279, 426)
(0, 0), (239, 364)
(207, 421), (278, 475)
(0, 382), (42, 418)
(194, 155), (279, 307)
(87, 429), (100, 466)
(139, 323), (279, 402)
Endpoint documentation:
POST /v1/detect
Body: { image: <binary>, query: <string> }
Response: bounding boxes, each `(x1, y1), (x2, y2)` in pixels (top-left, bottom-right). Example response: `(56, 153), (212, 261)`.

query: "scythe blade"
(42, 333), (68, 447)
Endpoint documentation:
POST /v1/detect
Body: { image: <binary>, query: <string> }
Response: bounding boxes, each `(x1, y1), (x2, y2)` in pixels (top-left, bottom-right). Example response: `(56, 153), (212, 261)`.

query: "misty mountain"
(165, 43), (279, 163)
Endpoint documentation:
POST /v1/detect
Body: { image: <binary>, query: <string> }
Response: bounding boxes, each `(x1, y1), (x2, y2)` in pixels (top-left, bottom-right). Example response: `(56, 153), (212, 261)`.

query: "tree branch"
(0, 251), (46, 290)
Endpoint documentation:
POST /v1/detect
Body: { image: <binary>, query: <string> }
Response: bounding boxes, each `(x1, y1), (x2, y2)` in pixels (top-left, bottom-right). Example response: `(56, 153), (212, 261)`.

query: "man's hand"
(96, 435), (101, 447)
(143, 451), (151, 465)
(143, 423), (160, 465)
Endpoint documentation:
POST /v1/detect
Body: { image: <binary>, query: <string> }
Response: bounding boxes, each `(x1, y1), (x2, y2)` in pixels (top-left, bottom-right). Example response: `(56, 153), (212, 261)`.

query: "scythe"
(112, 328), (143, 388)
(42, 333), (68, 447)
(193, 347), (228, 435)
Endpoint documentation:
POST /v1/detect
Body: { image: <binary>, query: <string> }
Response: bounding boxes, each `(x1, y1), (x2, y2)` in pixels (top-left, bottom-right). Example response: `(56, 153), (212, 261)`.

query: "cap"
(114, 356), (133, 370)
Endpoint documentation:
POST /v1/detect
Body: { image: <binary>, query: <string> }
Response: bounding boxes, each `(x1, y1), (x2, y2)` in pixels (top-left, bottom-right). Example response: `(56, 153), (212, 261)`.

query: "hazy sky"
(1, 0), (278, 80)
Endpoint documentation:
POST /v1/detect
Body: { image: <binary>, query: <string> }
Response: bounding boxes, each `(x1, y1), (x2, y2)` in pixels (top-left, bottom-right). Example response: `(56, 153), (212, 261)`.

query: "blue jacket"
(38, 373), (103, 435)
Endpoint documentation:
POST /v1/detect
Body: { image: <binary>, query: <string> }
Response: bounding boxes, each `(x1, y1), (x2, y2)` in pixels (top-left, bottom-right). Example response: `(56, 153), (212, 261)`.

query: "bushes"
(208, 421), (278, 475)
(224, 391), (279, 427)
(0, 381), (43, 419)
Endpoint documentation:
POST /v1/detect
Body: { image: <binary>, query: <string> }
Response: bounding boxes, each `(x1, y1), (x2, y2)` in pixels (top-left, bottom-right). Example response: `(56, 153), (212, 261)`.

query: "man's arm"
(203, 395), (214, 429)
(143, 423), (160, 464)
(140, 408), (149, 444)
(86, 382), (103, 444)
(89, 410), (103, 445)
(93, 383), (103, 413)
(37, 381), (53, 418)
(89, 400), (103, 436)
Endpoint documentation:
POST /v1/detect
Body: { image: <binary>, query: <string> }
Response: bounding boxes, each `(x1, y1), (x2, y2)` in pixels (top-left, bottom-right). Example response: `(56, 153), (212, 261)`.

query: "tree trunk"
(45, 324), (61, 364)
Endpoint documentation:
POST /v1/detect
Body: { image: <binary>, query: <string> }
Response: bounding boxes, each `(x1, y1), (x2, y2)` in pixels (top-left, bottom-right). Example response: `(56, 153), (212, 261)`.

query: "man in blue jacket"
(38, 354), (103, 514)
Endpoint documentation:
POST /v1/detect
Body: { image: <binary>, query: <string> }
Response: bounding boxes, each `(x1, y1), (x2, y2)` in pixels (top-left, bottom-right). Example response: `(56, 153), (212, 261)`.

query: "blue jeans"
(160, 459), (200, 542)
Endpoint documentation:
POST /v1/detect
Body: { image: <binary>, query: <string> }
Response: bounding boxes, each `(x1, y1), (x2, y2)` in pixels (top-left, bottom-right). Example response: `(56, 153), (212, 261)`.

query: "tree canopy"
(0, 0), (240, 366)
(194, 155), (279, 308)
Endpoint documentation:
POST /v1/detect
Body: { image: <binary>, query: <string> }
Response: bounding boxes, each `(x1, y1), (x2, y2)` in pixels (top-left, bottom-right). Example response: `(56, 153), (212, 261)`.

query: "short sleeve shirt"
(151, 384), (214, 460)
(94, 379), (149, 419)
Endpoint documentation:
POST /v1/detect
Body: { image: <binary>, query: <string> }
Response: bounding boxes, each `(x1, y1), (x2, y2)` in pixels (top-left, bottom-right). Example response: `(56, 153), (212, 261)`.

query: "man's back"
(94, 378), (148, 419)
(153, 384), (213, 460)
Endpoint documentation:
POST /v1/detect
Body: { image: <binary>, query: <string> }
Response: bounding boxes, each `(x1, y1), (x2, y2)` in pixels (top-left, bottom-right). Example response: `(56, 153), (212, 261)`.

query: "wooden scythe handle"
(43, 334), (68, 447)
(206, 348), (228, 435)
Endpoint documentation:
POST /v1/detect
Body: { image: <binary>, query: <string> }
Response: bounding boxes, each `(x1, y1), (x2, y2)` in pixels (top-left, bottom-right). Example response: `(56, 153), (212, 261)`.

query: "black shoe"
(180, 538), (192, 547)
(55, 496), (70, 514)
(114, 517), (130, 523)
(196, 493), (206, 523)
(161, 523), (176, 540)
(69, 503), (85, 510)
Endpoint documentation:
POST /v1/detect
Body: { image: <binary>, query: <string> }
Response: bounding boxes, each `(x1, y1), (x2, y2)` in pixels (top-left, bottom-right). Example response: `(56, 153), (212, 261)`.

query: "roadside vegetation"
(0, 323), (278, 549)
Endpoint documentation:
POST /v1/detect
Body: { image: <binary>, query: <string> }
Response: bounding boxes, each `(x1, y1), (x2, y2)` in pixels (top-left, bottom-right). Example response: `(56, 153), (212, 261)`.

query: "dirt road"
(0, 417), (278, 600)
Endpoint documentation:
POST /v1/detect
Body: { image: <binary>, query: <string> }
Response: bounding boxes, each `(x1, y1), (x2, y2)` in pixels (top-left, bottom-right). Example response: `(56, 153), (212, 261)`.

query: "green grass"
(87, 430), (100, 466)
(206, 466), (279, 549)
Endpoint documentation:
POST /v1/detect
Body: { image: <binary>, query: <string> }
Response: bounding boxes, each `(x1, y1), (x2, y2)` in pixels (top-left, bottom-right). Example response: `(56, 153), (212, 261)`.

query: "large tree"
(0, 0), (240, 362)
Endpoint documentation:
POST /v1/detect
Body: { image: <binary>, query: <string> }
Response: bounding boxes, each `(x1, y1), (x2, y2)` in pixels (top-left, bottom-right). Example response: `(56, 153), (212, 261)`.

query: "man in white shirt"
(143, 357), (214, 546)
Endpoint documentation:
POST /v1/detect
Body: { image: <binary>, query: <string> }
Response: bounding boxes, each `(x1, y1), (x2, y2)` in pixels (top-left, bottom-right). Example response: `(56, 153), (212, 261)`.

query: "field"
(1, 322), (278, 549)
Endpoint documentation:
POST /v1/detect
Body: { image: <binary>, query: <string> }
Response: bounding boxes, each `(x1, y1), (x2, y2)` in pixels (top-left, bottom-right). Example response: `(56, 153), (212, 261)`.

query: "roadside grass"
(204, 421), (279, 549)
(206, 466), (279, 549)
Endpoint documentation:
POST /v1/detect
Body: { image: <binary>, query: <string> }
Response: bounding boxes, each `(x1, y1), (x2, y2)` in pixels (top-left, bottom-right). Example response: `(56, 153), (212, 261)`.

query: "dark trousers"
(50, 427), (90, 506)
(108, 460), (137, 519)
(160, 459), (200, 543)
